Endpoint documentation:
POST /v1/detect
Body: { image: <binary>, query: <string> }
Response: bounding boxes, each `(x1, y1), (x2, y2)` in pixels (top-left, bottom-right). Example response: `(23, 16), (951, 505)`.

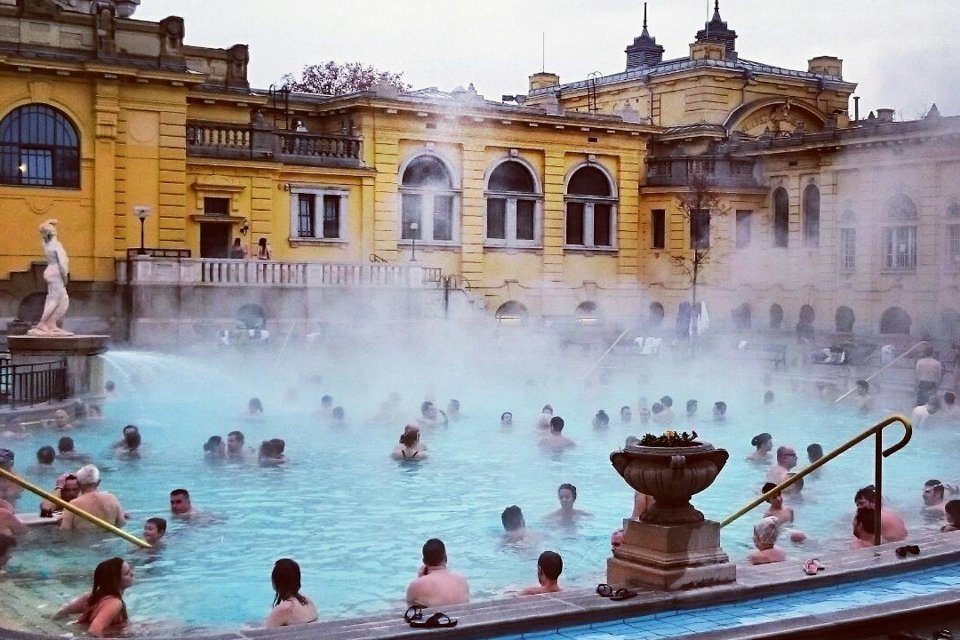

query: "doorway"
(200, 223), (230, 258)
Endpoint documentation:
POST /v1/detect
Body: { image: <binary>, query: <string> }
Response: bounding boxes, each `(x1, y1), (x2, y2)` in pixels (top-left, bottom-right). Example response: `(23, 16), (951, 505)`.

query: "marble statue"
(28, 219), (73, 336)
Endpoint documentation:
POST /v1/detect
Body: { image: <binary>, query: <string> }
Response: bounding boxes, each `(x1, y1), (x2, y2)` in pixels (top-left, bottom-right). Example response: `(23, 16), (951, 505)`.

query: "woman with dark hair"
(548, 483), (590, 523)
(56, 557), (134, 637)
(265, 558), (317, 627)
(747, 433), (773, 463)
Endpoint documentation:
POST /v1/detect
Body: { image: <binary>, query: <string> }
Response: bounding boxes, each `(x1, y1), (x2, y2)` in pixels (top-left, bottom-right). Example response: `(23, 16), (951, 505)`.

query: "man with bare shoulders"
(406, 538), (469, 607)
(854, 485), (907, 542)
(60, 465), (126, 533)
(765, 446), (797, 484)
(518, 551), (563, 595)
(539, 416), (575, 451)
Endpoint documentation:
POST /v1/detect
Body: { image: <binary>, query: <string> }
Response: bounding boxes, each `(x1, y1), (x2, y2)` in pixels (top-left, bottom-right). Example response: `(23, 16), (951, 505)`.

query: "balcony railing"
(0, 358), (68, 408)
(186, 121), (363, 168)
(120, 257), (440, 289)
(645, 156), (759, 188)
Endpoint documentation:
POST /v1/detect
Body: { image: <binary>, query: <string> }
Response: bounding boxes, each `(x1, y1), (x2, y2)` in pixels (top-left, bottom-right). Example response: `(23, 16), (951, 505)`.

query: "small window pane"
(568, 166), (611, 196)
(651, 210), (665, 249)
(204, 197), (230, 216)
(948, 224), (960, 266)
(773, 188), (789, 248)
(840, 228), (856, 270)
(566, 202), (585, 245)
(20, 148), (52, 186)
(401, 193), (421, 239)
(487, 198), (506, 239)
(594, 203), (612, 246)
(803, 184), (820, 247)
(402, 156), (452, 189)
(489, 161), (535, 193)
(297, 194), (315, 237)
(516, 200), (535, 241)
(691, 209), (710, 250)
(884, 226), (916, 270)
(322, 195), (340, 238)
(433, 194), (453, 241)
(736, 210), (752, 249)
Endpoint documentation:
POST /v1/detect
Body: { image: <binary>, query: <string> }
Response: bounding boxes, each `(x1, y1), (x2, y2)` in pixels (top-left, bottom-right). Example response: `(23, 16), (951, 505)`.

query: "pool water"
(0, 331), (951, 635)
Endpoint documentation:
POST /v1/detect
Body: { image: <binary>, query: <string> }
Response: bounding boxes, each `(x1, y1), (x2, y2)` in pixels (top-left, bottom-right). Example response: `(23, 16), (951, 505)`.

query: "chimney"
(529, 72), (560, 92)
(689, 41), (725, 61)
(876, 108), (895, 123)
(808, 56), (842, 78)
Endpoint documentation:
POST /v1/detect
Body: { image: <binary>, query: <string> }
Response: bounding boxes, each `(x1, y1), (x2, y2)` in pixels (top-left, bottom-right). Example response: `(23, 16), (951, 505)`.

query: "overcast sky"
(138, 1), (958, 119)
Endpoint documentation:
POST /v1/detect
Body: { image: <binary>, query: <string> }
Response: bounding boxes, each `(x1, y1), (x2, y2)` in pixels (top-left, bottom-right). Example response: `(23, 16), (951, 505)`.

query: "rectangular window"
(651, 209), (665, 249)
(883, 226), (917, 270)
(401, 194), (421, 240)
(297, 194), (315, 237)
(21, 148), (53, 186)
(516, 200), (535, 241)
(948, 224), (960, 269)
(204, 197), (230, 216)
(690, 209), (710, 250)
(735, 210), (752, 249)
(432, 195), (454, 241)
(322, 195), (340, 239)
(566, 202), (585, 245)
(840, 228), (856, 271)
(487, 198), (506, 240)
(593, 203), (612, 246)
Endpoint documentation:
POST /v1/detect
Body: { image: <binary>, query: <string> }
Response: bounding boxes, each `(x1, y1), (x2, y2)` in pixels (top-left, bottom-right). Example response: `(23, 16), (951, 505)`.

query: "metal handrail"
(0, 467), (150, 548)
(834, 340), (928, 404)
(720, 414), (912, 547)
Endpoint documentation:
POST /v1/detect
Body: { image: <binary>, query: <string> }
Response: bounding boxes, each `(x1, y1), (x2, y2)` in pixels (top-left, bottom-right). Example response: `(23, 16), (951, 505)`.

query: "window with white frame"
(289, 188), (348, 242)
(485, 160), (541, 247)
(565, 165), (617, 249)
(947, 200), (960, 270)
(399, 155), (460, 244)
(882, 195), (917, 271)
(839, 209), (856, 271)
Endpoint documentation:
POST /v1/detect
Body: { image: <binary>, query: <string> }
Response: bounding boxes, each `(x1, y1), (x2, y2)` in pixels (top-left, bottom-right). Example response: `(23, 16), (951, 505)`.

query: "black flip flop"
(403, 605), (424, 623)
(610, 587), (638, 601)
(409, 612), (458, 628)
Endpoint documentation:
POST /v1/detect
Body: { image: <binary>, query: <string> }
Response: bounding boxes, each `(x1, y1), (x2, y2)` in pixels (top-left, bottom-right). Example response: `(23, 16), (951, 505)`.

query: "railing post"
(874, 430), (883, 547)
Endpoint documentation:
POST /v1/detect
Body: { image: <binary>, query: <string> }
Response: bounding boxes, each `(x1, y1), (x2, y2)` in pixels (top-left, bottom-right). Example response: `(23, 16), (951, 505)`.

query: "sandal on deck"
(403, 605), (424, 623)
(802, 558), (825, 575)
(610, 588), (638, 601)
(409, 612), (458, 628)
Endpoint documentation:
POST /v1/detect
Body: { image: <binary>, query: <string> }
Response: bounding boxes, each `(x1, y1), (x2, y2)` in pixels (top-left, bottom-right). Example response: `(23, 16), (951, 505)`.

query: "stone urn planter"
(610, 440), (729, 525)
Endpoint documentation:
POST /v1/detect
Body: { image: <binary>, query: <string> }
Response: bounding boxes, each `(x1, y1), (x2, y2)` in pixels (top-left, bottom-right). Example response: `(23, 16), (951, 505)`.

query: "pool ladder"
(720, 414), (913, 547)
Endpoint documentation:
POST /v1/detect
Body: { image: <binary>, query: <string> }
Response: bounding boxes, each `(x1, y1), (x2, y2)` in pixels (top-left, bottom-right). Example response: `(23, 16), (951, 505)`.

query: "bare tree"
(671, 172), (728, 321)
(281, 61), (410, 95)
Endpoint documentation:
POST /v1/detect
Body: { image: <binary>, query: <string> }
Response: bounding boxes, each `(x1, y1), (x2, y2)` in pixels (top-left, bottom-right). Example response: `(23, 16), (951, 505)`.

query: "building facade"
(0, 0), (957, 341)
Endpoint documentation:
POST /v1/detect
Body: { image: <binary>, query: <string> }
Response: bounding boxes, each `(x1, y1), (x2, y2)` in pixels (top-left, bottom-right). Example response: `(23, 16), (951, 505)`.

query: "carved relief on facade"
(736, 102), (823, 139)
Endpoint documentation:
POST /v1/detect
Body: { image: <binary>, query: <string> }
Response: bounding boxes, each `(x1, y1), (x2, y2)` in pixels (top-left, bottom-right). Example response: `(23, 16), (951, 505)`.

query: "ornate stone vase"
(610, 442), (728, 525)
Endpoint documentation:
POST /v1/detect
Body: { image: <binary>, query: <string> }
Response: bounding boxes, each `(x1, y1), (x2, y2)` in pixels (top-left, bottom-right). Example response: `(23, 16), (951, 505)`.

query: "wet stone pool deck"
(3, 530), (960, 640)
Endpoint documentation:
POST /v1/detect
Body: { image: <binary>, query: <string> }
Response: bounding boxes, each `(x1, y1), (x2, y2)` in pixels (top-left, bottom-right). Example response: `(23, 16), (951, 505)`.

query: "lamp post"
(410, 221), (418, 262)
(133, 206), (151, 256)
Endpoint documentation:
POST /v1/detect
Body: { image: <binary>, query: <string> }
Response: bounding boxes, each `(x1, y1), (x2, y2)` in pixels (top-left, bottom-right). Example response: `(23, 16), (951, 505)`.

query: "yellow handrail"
(0, 467), (150, 548)
(720, 414), (912, 546)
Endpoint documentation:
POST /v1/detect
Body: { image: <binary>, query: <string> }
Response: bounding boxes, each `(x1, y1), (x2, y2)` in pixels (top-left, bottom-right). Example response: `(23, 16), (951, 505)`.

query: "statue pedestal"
(607, 518), (736, 590)
(7, 335), (109, 399)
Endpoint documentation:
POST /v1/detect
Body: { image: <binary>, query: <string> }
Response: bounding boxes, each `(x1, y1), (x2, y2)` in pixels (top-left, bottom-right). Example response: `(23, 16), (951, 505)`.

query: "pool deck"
(4, 529), (960, 639)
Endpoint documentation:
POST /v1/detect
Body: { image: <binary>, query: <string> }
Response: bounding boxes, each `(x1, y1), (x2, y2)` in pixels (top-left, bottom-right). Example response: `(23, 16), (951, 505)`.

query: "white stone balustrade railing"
(119, 257), (441, 288)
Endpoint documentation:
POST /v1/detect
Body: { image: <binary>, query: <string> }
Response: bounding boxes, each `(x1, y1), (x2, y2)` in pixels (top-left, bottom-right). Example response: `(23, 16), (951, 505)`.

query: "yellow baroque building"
(0, 0), (958, 342)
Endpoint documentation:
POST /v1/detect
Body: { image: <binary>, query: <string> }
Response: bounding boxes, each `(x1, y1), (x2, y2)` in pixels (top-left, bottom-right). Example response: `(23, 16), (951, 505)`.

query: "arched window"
(575, 301), (603, 325)
(839, 208), (856, 271)
(803, 184), (820, 247)
(799, 304), (815, 325)
(565, 165), (617, 249)
(769, 303), (784, 330)
(835, 306), (855, 333)
(880, 306), (912, 335)
(883, 194), (917, 271)
(0, 104), (80, 188)
(773, 188), (789, 248)
(495, 300), (528, 324)
(648, 302), (665, 327)
(485, 160), (541, 247)
(732, 303), (752, 331)
(399, 154), (459, 244)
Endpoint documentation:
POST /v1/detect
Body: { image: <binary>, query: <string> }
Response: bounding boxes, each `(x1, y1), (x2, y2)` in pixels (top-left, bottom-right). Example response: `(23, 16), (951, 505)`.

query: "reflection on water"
(0, 339), (949, 633)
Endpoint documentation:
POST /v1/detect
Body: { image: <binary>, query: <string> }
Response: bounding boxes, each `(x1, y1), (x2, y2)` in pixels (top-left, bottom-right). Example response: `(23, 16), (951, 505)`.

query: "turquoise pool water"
(0, 336), (951, 635)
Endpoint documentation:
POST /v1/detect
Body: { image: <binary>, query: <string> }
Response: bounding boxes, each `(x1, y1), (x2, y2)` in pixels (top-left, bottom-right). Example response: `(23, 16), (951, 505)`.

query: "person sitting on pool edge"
(265, 558), (318, 628)
(854, 485), (907, 542)
(142, 517), (166, 547)
(406, 538), (469, 607)
(518, 551), (563, 595)
(56, 557), (134, 638)
(747, 516), (786, 565)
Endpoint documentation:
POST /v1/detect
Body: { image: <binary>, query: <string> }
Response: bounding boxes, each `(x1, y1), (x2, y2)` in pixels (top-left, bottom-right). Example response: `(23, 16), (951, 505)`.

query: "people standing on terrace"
(255, 237), (272, 260)
(765, 446), (797, 484)
(853, 485), (907, 542)
(518, 551), (563, 595)
(60, 465), (126, 533)
(56, 557), (134, 637)
(265, 558), (318, 628)
(746, 433), (773, 463)
(915, 345), (943, 407)
(229, 237), (247, 259)
(406, 538), (469, 608)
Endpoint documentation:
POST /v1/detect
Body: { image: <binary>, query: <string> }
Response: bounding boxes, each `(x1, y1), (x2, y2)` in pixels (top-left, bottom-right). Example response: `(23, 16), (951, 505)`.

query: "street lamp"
(133, 206), (151, 255)
(409, 221), (419, 262)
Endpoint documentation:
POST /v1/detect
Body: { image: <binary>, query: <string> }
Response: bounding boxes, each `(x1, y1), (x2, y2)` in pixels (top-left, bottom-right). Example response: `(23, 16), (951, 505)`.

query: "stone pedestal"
(607, 518), (736, 590)
(7, 335), (109, 399)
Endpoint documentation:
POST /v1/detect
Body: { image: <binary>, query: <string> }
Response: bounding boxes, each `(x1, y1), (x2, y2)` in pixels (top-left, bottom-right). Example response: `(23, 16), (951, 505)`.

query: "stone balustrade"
(645, 156), (759, 188)
(186, 121), (363, 167)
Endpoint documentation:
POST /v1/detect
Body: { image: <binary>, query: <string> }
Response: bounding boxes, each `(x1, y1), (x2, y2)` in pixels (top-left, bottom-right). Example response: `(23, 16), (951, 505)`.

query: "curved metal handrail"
(720, 414), (912, 546)
(0, 467), (151, 548)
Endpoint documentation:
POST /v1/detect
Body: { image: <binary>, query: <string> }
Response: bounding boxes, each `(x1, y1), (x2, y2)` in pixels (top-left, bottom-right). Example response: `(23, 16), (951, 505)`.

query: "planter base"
(607, 518), (736, 590)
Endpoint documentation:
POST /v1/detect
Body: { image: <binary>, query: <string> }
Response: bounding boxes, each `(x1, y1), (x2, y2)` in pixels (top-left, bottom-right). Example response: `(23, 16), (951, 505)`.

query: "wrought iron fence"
(0, 358), (69, 408)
